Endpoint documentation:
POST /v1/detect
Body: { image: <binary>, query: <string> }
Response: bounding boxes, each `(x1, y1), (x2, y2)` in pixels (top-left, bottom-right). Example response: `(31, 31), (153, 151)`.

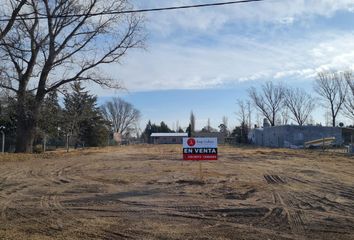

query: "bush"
(33, 144), (43, 153)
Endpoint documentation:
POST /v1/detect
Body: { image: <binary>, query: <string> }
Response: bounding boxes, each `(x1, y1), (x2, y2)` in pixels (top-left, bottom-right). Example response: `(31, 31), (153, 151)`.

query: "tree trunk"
(271, 112), (275, 126)
(331, 105), (336, 127)
(15, 94), (42, 153)
(15, 119), (37, 153)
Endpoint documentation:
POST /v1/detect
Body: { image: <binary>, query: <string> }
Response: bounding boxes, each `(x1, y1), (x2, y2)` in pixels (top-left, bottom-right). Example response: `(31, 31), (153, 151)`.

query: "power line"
(0, 0), (265, 22)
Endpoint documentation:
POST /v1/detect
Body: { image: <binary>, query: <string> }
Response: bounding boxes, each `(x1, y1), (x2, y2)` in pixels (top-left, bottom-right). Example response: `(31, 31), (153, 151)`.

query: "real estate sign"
(183, 138), (218, 160)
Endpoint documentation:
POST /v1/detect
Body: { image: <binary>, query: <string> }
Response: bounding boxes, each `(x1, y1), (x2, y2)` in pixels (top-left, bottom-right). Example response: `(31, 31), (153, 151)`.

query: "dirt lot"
(0, 145), (353, 240)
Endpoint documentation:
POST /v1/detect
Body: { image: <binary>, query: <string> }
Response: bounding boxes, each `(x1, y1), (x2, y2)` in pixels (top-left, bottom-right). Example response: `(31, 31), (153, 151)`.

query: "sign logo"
(187, 138), (196, 147)
(183, 137), (218, 161)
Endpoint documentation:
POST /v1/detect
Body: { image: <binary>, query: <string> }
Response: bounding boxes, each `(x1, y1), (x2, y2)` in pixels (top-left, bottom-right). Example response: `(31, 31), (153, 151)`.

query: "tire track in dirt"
(0, 172), (11, 198)
(35, 161), (98, 234)
(51, 163), (81, 184)
(262, 207), (286, 221)
(264, 170), (307, 240)
(35, 163), (80, 185)
(40, 194), (76, 230)
(38, 192), (102, 236)
(0, 168), (30, 221)
(26, 161), (99, 236)
(271, 185), (354, 237)
(264, 174), (287, 184)
(264, 172), (305, 238)
(1, 147), (352, 239)
(284, 172), (354, 215)
(157, 206), (295, 240)
(260, 192), (289, 231)
(101, 229), (134, 239)
(26, 161), (88, 231)
(0, 184), (29, 220)
(292, 191), (354, 235)
(276, 192), (307, 240)
(36, 160), (141, 237)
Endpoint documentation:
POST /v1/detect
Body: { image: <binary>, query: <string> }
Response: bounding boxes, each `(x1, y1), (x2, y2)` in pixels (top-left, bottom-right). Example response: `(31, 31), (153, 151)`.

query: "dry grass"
(0, 145), (353, 240)
(1, 144), (349, 162)
(0, 145), (138, 162)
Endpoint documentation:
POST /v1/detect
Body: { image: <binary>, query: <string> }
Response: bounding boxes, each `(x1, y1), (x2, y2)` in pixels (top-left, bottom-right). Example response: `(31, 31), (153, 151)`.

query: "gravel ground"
(0, 145), (353, 240)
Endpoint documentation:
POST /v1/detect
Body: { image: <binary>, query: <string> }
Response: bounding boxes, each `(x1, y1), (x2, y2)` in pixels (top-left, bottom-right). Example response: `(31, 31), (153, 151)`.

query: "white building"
(150, 133), (188, 144)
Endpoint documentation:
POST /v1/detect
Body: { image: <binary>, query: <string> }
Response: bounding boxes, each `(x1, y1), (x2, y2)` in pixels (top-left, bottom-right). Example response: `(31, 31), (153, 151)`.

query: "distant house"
(150, 133), (188, 144)
(342, 128), (354, 145)
(194, 132), (226, 144)
(248, 125), (353, 148)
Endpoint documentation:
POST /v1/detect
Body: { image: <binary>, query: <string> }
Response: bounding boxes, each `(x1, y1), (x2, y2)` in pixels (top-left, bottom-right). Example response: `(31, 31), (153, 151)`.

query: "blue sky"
(94, 0), (354, 130)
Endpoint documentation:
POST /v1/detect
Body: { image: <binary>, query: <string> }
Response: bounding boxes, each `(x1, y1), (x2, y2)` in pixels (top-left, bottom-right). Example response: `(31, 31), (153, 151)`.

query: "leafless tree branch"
(248, 81), (285, 126)
(343, 71), (354, 122)
(0, 0), (144, 152)
(0, 0), (27, 41)
(101, 97), (141, 137)
(284, 87), (316, 126)
(314, 71), (348, 127)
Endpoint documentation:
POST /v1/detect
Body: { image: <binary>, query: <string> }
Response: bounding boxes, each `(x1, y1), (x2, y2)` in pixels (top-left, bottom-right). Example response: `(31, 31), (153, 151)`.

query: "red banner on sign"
(183, 154), (217, 160)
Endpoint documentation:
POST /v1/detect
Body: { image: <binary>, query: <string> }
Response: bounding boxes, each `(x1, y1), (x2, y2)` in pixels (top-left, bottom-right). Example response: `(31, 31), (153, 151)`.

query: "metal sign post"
(183, 137), (218, 181)
(66, 133), (70, 152)
(199, 161), (203, 181)
(0, 126), (5, 154)
(2, 132), (4, 153)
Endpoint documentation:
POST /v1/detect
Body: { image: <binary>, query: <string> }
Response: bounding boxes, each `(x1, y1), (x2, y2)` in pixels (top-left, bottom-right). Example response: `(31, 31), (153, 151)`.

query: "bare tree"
(280, 108), (290, 125)
(101, 97), (141, 137)
(255, 112), (261, 128)
(324, 110), (331, 127)
(235, 100), (250, 142)
(0, 0), (27, 41)
(219, 116), (229, 136)
(0, 0), (144, 152)
(248, 81), (285, 126)
(314, 71), (348, 127)
(222, 116), (228, 129)
(236, 100), (252, 128)
(247, 100), (252, 128)
(236, 99), (248, 125)
(343, 72), (354, 122)
(346, 72), (354, 95)
(283, 87), (316, 126)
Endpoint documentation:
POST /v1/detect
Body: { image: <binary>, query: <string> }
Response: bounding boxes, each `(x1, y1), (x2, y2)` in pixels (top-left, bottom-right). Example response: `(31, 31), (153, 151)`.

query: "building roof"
(150, 133), (188, 137)
(252, 125), (346, 130)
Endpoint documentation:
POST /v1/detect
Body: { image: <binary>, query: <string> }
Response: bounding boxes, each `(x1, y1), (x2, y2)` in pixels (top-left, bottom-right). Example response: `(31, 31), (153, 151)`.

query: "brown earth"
(0, 145), (353, 240)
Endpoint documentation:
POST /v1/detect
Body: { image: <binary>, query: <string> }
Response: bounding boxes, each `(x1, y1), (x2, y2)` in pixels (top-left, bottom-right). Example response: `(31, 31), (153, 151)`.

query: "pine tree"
(0, 96), (17, 151)
(141, 120), (174, 143)
(141, 120), (152, 143)
(160, 121), (172, 133)
(63, 82), (109, 147)
(38, 91), (62, 149)
(190, 111), (195, 133)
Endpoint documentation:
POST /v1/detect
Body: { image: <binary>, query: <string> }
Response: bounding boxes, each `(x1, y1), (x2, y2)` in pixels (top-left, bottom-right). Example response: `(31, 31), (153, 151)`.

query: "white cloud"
(92, 1), (354, 95)
(133, 0), (354, 34)
(238, 32), (354, 82)
(97, 31), (353, 94)
(278, 17), (295, 25)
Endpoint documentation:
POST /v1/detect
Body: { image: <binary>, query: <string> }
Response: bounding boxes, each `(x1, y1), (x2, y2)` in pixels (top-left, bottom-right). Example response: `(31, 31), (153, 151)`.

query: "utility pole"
(0, 126), (5, 154)
(43, 134), (47, 153)
(66, 133), (70, 152)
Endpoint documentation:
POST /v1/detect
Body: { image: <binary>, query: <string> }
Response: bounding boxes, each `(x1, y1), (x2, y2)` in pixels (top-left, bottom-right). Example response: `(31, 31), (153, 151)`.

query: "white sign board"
(183, 137), (218, 160)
